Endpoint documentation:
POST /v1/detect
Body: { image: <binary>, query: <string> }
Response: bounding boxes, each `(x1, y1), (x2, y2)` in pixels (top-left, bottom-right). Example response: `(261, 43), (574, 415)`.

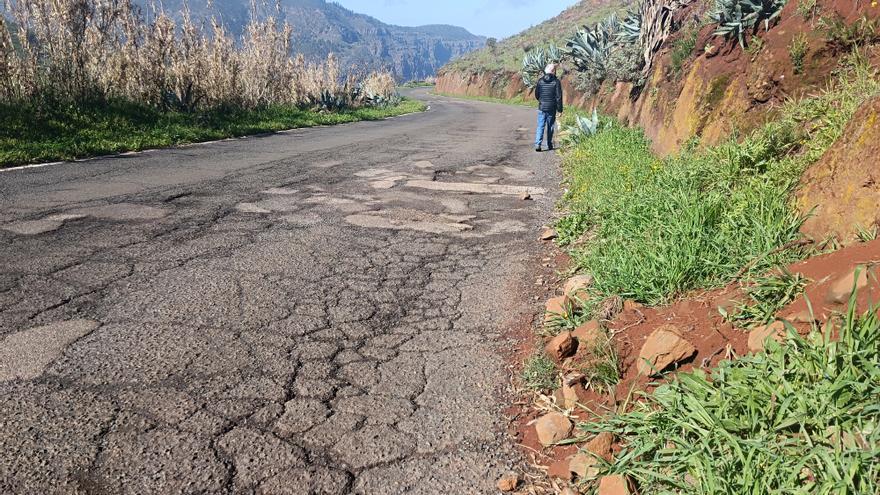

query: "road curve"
(0, 89), (559, 494)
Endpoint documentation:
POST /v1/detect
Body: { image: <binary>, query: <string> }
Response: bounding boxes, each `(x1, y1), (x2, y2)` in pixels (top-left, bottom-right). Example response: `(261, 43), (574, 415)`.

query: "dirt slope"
(797, 96), (880, 242)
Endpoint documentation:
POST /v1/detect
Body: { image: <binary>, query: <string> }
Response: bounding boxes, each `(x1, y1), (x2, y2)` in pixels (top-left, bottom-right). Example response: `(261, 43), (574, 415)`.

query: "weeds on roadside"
(722, 267), (809, 327)
(789, 33), (809, 74)
(580, 330), (621, 394)
(819, 14), (880, 52)
(855, 224), (879, 243)
(522, 353), (558, 391)
(797, 0), (819, 21)
(559, 54), (880, 305)
(555, 212), (593, 247)
(579, 294), (880, 494)
(543, 295), (598, 336)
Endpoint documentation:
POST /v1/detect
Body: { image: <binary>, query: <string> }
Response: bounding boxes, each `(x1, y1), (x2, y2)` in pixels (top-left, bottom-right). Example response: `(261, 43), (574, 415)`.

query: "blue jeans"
(535, 111), (556, 148)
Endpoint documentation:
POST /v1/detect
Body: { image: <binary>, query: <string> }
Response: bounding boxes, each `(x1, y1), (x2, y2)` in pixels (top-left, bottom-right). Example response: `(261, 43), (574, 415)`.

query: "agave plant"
(565, 14), (621, 75)
(521, 44), (562, 88)
(618, 6), (643, 45)
(710, 0), (787, 48)
(318, 89), (351, 111)
(563, 108), (603, 144)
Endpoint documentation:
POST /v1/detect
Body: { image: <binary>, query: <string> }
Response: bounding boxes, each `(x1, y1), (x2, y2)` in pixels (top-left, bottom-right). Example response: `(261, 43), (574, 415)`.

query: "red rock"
(598, 475), (631, 495)
(623, 300), (644, 312)
(572, 320), (602, 347)
(636, 325), (696, 376)
(548, 457), (573, 480)
(546, 332), (578, 362)
(748, 321), (787, 353)
(826, 267), (870, 304)
(567, 452), (599, 480)
(496, 471), (519, 492)
(584, 432), (614, 462)
(563, 274), (594, 297)
(553, 378), (583, 409)
(784, 308), (817, 324)
(534, 412), (573, 446)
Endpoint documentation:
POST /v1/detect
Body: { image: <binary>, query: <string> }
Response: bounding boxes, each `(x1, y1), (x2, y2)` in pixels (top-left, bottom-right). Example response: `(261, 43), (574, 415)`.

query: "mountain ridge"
(142, 0), (485, 81)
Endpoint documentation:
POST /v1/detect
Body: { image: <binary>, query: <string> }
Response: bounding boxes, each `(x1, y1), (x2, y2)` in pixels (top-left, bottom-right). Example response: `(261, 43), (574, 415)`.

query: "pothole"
(405, 180), (545, 196)
(345, 209), (474, 234)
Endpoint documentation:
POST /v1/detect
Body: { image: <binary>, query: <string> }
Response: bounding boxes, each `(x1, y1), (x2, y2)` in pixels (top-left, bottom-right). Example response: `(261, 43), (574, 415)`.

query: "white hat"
(544, 63), (557, 74)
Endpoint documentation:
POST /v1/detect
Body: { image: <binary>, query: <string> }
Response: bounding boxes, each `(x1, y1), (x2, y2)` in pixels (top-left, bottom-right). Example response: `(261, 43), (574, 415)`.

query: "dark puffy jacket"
(535, 74), (563, 113)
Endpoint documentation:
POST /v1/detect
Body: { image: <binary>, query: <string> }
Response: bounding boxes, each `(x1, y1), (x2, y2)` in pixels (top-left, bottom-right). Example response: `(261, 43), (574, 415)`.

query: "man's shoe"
(547, 144), (555, 151)
(535, 146), (542, 152)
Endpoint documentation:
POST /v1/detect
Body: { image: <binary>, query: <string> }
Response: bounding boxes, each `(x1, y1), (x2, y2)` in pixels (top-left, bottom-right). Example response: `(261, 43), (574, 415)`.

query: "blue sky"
(334, 0), (577, 39)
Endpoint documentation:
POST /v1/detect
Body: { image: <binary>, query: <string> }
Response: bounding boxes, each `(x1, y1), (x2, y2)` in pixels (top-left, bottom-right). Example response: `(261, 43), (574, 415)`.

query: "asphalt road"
(0, 89), (559, 494)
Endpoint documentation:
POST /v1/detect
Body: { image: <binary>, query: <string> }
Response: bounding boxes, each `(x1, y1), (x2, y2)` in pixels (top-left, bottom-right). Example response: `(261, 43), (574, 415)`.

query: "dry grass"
(0, 0), (396, 110)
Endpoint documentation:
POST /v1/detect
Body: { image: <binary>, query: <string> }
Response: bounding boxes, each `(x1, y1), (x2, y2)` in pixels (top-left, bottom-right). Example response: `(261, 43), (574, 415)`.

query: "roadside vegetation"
(443, 1), (632, 75)
(0, 0), (415, 166)
(497, 1), (880, 493)
(0, 99), (424, 166)
(584, 296), (880, 494)
(557, 52), (879, 305)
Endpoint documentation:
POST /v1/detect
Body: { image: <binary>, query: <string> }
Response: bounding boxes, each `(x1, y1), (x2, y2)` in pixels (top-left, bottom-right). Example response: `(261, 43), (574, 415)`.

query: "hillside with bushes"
(439, 1), (880, 493)
(444, 0), (633, 75)
(134, 0), (486, 82)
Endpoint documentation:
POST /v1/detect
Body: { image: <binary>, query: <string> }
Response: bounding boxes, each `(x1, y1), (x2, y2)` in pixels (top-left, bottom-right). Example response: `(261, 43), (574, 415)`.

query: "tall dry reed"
(0, 0), (395, 110)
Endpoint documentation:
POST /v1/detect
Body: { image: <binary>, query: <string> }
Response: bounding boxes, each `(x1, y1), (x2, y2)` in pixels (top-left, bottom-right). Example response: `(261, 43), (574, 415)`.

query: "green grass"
(579, 329), (621, 394)
(558, 57), (880, 305)
(433, 91), (538, 107)
(0, 98), (426, 167)
(723, 267), (809, 328)
(580, 295), (880, 494)
(522, 353), (558, 391)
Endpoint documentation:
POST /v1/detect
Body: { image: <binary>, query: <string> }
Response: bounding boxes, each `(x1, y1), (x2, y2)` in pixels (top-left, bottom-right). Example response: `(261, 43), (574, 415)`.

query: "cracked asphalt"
(0, 89), (560, 494)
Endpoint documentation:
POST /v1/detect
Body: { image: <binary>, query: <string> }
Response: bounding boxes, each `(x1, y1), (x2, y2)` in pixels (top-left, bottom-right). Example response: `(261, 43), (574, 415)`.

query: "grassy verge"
(433, 92), (538, 108)
(0, 98), (426, 167)
(581, 296), (880, 494)
(557, 54), (880, 305)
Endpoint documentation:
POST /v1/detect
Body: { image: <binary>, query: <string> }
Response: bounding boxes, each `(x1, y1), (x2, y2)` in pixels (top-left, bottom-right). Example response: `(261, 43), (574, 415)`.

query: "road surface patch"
(0, 319), (99, 381)
(1, 214), (85, 235)
(405, 179), (545, 196)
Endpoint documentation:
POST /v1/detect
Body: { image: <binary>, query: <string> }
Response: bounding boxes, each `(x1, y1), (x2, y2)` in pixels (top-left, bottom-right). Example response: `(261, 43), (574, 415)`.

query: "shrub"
(605, 41), (646, 85)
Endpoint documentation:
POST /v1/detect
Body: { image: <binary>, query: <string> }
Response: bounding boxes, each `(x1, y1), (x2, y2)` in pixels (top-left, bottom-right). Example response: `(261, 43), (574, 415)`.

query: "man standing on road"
(534, 63), (563, 152)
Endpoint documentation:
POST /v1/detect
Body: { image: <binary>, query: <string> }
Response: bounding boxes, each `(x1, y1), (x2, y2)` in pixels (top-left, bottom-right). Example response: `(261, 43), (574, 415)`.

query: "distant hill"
(141, 0), (485, 81)
(442, 0), (633, 75)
